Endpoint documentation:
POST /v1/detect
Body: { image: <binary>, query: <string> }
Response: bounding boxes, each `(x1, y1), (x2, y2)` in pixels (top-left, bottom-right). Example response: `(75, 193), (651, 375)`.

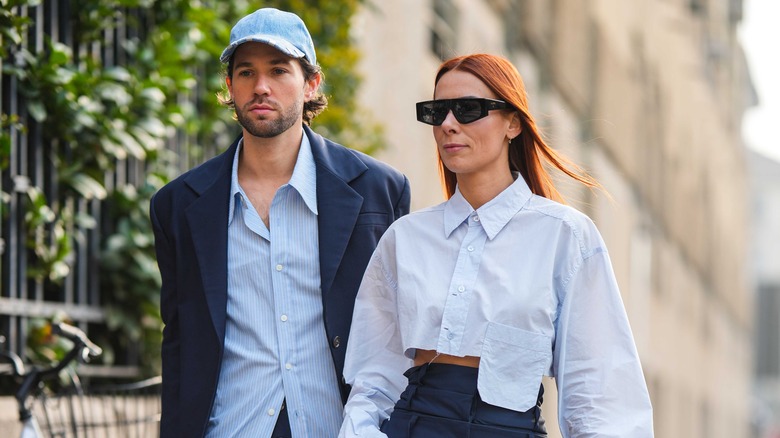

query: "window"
(504, 0), (524, 51)
(689, 0), (706, 15)
(430, 0), (458, 60)
(756, 285), (780, 377)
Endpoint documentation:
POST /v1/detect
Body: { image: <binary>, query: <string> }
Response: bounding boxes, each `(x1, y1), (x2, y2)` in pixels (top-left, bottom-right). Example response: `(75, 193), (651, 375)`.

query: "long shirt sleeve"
(339, 248), (412, 438)
(554, 248), (654, 437)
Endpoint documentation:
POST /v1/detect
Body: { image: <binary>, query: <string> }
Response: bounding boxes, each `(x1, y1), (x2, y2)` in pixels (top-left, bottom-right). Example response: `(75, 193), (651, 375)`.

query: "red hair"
(434, 54), (600, 203)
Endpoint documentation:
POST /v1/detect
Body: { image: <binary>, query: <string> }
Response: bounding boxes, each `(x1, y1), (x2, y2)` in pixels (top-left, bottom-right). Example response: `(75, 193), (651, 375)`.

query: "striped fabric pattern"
(206, 135), (343, 437)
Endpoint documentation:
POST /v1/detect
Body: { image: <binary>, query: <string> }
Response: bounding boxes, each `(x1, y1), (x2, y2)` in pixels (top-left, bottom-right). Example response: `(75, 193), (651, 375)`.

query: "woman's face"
(433, 70), (519, 181)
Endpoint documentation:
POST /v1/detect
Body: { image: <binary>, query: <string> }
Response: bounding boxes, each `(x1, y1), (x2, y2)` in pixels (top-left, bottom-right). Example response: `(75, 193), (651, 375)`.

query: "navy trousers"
(380, 363), (547, 438)
(270, 399), (292, 438)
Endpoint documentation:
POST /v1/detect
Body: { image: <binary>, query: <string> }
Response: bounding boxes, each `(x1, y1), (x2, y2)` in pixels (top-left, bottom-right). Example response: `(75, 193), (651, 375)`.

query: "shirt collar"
(288, 132), (318, 215)
(443, 173), (533, 240)
(228, 133), (318, 225)
(228, 140), (244, 225)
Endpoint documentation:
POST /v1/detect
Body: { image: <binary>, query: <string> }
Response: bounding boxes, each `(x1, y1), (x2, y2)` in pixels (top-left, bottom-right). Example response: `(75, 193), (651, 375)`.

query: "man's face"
(227, 42), (319, 139)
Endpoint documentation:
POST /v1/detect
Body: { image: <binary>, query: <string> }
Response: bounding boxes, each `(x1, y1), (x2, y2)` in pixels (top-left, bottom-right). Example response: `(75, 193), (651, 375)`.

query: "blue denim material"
(220, 8), (316, 64)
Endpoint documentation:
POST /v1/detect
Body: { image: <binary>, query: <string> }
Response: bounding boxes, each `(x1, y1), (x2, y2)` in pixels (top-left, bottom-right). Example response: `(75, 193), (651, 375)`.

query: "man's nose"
(253, 75), (271, 95)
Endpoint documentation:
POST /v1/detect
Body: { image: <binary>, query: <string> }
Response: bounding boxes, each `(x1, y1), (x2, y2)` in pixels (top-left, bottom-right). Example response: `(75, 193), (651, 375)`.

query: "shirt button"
(447, 332), (455, 340)
(467, 246), (474, 252)
(457, 285), (465, 292)
(332, 336), (341, 348)
(267, 408), (275, 416)
(275, 264), (283, 271)
(473, 216), (480, 222)
(280, 315), (288, 322)
(285, 363), (293, 370)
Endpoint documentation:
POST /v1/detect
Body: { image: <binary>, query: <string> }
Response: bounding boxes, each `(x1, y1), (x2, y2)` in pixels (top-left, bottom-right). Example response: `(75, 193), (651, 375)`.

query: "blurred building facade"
(352, 0), (754, 436)
(749, 149), (780, 437)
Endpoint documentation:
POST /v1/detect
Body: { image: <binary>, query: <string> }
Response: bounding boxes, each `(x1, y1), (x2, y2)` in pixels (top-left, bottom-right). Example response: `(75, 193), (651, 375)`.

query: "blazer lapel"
(183, 138), (238, 344)
(307, 126), (367, 295)
(180, 128), (366, 341)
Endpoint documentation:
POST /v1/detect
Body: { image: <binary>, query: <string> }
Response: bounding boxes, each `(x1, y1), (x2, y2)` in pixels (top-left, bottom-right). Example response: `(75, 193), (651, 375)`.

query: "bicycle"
(0, 322), (161, 437)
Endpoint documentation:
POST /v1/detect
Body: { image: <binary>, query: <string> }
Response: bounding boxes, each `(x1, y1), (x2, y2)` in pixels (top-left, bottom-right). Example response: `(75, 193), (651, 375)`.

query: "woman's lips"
(442, 143), (468, 152)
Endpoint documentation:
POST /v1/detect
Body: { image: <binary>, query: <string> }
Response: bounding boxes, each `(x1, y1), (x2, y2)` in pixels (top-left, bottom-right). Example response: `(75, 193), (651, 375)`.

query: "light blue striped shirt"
(206, 134), (343, 437)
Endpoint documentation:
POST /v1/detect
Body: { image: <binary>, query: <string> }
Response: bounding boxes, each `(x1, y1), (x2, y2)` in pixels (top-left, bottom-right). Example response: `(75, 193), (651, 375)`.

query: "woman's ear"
(507, 112), (522, 140)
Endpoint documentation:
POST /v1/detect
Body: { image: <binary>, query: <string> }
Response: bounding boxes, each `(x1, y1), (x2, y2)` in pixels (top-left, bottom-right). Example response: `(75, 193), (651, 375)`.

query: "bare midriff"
(413, 349), (480, 368)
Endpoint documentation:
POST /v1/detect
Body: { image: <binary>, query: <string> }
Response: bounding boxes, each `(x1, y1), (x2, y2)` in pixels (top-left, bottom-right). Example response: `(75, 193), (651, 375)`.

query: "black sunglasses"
(416, 98), (512, 126)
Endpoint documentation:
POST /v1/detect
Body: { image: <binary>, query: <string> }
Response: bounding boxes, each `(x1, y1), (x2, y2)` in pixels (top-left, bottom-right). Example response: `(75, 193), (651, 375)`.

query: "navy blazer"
(150, 126), (410, 437)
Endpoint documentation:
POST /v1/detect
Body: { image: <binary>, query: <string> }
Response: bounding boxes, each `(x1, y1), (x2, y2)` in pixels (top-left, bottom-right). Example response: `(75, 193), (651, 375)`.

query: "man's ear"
(226, 76), (233, 98)
(304, 72), (322, 101)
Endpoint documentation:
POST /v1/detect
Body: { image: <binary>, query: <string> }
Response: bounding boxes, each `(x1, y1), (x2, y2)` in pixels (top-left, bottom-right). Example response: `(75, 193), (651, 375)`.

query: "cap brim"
(220, 34), (306, 63)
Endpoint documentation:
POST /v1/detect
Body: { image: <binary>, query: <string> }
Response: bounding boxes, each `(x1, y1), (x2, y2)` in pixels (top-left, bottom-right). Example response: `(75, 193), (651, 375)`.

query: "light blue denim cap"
(220, 8), (316, 65)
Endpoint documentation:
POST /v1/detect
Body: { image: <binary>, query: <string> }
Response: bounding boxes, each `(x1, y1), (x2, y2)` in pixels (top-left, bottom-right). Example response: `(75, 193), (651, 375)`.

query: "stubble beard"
(235, 98), (303, 139)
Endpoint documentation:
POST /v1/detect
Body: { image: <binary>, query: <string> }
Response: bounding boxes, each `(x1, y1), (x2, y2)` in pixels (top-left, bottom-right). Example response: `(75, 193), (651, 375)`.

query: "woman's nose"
(439, 110), (460, 132)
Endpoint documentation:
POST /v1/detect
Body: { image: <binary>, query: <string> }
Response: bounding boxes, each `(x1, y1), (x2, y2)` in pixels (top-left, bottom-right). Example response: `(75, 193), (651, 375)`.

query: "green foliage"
(1, 0), (379, 375)
(0, 113), (21, 175)
(0, 0), (34, 58)
(99, 181), (164, 374)
(271, 0), (385, 153)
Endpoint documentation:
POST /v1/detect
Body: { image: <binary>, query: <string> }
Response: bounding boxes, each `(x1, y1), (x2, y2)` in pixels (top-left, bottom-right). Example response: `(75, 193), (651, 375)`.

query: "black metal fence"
(1, 1), (156, 374)
(1, 0), (351, 376)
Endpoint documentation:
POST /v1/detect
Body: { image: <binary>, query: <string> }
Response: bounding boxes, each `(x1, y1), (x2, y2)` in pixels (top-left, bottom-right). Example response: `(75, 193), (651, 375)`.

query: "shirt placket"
(437, 212), (487, 355)
(269, 187), (296, 401)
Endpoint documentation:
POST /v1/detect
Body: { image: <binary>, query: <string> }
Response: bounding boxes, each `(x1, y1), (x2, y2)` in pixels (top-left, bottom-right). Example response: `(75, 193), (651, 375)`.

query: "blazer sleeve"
(150, 192), (181, 436)
(394, 176), (411, 220)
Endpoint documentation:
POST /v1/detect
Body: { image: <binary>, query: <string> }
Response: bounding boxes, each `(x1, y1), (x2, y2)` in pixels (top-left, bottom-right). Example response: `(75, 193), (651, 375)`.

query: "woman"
(339, 54), (653, 437)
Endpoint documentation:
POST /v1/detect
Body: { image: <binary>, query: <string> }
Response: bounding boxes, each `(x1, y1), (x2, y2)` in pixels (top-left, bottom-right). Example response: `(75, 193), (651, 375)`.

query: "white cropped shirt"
(339, 176), (654, 437)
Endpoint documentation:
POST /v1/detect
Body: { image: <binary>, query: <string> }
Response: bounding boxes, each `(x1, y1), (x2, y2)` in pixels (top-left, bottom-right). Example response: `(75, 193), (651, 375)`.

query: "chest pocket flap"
(478, 322), (552, 412)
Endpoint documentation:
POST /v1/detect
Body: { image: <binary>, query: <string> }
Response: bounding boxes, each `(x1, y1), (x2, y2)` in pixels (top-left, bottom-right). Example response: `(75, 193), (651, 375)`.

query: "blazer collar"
(305, 125), (367, 296)
(305, 125), (367, 182)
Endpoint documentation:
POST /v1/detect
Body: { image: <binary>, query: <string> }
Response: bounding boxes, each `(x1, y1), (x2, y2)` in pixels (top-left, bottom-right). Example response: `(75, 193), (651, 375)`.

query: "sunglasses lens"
(418, 102), (449, 125)
(453, 99), (483, 123)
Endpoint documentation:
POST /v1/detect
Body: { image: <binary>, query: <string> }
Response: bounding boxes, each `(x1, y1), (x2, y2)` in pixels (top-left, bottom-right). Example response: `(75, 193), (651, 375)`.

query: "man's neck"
(239, 124), (304, 181)
(237, 124), (305, 227)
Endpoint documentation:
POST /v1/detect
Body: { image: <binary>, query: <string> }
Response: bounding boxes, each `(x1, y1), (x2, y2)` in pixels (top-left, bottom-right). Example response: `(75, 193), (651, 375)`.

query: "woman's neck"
(456, 170), (514, 210)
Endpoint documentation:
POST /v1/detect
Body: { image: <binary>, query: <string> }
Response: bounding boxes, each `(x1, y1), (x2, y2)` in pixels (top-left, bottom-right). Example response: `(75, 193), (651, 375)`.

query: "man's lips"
(248, 103), (275, 114)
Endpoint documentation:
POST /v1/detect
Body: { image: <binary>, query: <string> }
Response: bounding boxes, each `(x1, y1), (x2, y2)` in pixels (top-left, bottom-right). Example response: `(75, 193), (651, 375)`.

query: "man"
(150, 8), (410, 437)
